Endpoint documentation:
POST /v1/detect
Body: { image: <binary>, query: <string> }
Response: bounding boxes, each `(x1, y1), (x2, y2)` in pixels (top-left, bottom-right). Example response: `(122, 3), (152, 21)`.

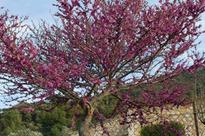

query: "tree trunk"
(79, 103), (94, 136)
(78, 91), (111, 136)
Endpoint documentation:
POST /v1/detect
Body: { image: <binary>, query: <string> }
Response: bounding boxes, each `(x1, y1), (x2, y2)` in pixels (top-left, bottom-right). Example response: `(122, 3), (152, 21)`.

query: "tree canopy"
(0, 0), (205, 135)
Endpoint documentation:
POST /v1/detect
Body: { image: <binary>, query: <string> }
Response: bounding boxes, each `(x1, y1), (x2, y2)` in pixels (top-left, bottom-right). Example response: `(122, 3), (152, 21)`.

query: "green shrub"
(140, 121), (185, 136)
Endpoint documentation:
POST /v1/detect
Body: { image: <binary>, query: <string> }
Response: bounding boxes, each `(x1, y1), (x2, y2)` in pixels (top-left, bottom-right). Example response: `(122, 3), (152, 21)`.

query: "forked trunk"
(79, 104), (94, 136)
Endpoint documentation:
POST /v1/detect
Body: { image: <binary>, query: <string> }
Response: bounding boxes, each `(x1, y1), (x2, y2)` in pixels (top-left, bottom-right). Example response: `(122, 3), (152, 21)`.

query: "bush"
(140, 121), (185, 136)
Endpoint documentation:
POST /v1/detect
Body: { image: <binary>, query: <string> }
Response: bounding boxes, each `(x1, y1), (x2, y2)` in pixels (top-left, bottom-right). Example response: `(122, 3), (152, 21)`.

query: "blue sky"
(1, 0), (57, 24)
(0, 0), (204, 109)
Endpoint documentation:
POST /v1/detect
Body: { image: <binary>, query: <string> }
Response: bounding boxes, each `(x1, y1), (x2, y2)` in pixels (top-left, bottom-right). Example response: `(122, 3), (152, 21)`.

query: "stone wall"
(128, 104), (205, 136)
(68, 104), (205, 136)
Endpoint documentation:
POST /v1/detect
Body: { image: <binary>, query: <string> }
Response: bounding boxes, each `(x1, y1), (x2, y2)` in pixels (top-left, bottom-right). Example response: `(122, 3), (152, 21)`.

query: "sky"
(0, 0), (57, 23)
(0, 0), (205, 109)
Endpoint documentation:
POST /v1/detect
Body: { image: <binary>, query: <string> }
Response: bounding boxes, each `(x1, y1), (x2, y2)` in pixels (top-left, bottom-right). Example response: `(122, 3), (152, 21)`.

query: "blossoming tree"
(0, 0), (205, 135)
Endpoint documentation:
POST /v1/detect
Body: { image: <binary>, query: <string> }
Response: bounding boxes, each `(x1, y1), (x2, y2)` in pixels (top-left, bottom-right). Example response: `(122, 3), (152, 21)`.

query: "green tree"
(0, 110), (23, 136)
(36, 107), (68, 136)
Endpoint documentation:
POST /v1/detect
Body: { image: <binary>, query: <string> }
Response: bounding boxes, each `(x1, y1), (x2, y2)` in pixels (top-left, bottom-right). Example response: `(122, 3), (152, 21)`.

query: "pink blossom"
(0, 0), (205, 129)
